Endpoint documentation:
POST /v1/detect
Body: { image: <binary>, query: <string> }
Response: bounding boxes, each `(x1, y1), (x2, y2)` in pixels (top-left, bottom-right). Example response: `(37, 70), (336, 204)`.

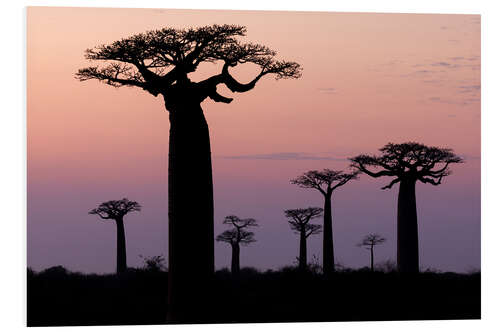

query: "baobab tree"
(89, 198), (141, 274)
(350, 142), (463, 273)
(76, 25), (301, 320)
(216, 215), (257, 275)
(358, 234), (386, 272)
(284, 207), (323, 271)
(291, 169), (358, 274)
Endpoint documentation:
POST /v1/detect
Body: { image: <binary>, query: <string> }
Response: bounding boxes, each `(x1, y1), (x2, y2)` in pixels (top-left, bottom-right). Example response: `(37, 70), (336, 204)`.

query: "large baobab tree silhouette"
(216, 215), (257, 276)
(350, 142), (463, 273)
(89, 198), (141, 274)
(76, 25), (301, 320)
(358, 234), (386, 272)
(291, 169), (358, 274)
(284, 208), (323, 271)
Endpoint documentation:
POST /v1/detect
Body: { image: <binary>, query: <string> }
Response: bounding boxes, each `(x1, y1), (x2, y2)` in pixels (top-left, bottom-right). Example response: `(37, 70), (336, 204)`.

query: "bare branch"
(358, 234), (386, 248)
(76, 24), (302, 106)
(350, 142), (462, 187)
(89, 198), (141, 221)
(285, 207), (323, 234)
(291, 169), (359, 195)
(305, 224), (323, 238)
(381, 178), (401, 190)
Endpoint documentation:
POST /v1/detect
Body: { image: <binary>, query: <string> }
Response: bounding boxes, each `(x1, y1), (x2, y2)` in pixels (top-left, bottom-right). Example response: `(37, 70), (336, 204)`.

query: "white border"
(2, 1), (498, 332)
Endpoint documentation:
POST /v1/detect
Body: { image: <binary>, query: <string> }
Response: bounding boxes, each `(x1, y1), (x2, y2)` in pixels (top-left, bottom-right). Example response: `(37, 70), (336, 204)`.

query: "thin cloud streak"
(219, 152), (347, 161)
(318, 87), (337, 94)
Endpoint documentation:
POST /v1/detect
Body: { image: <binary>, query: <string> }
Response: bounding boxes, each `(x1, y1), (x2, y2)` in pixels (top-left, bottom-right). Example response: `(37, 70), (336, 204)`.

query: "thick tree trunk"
(323, 193), (335, 274)
(397, 178), (419, 273)
(166, 102), (215, 322)
(115, 217), (127, 274)
(299, 229), (307, 271)
(370, 246), (374, 272)
(231, 243), (240, 275)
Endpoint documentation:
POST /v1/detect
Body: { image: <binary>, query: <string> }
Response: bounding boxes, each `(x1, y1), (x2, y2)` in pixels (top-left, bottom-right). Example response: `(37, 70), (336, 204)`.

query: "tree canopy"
(285, 207), (323, 237)
(216, 215), (258, 245)
(223, 215), (258, 229)
(349, 142), (463, 189)
(291, 169), (359, 196)
(76, 24), (302, 106)
(89, 198), (142, 220)
(358, 234), (386, 249)
(216, 229), (256, 245)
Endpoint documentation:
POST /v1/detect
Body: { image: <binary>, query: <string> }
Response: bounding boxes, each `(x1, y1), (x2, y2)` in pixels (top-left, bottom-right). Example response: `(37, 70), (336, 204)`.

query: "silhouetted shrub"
(140, 255), (167, 272)
(375, 259), (397, 273)
(40, 266), (69, 277)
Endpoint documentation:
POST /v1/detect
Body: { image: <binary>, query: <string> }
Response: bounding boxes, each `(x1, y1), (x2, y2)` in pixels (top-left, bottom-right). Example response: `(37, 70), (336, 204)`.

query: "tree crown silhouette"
(291, 169), (359, 195)
(349, 142), (463, 189)
(285, 207), (323, 237)
(75, 24), (301, 106)
(358, 234), (386, 249)
(216, 229), (256, 245)
(89, 198), (142, 220)
(223, 215), (258, 229)
(216, 215), (258, 245)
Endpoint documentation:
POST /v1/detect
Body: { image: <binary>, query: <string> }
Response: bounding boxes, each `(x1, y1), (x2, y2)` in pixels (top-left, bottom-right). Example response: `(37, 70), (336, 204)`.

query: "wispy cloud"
(426, 96), (479, 107)
(422, 79), (445, 85)
(458, 85), (481, 94)
(318, 88), (337, 94)
(430, 62), (460, 68)
(219, 152), (347, 161)
(400, 70), (436, 78)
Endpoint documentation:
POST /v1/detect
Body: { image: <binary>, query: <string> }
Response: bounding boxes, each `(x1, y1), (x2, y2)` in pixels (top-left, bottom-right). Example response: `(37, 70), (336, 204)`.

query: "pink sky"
(27, 7), (480, 273)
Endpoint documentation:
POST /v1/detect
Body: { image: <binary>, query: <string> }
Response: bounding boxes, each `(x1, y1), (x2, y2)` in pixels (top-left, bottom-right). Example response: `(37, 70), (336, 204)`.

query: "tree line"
(90, 140), (461, 277)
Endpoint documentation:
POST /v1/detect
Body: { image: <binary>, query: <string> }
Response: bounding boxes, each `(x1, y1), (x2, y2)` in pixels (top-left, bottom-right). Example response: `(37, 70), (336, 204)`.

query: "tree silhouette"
(284, 207), (323, 271)
(216, 215), (257, 275)
(89, 198), (141, 274)
(76, 24), (301, 320)
(350, 142), (463, 273)
(358, 234), (386, 272)
(291, 169), (358, 274)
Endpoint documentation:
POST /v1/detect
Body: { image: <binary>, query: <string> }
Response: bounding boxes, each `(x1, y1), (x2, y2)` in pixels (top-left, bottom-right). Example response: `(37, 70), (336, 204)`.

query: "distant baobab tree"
(358, 234), (386, 272)
(76, 24), (301, 321)
(89, 198), (141, 274)
(216, 215), (257, 275)
(291, 169), (358, 274)
(350, 142), (463, 273)
(284, 207), (323, 271)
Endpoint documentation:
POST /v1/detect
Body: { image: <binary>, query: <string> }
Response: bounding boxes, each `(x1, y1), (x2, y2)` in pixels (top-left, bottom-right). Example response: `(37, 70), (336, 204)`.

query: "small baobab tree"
(76, 25), (301, 320)
(284, 207), (323, 271)
(89, 198), (141, 273)
(291, 169), (358, 274)
(350, 142), (463, 273)
(216, 215), (257, 275)
(358, 234), (386, 272)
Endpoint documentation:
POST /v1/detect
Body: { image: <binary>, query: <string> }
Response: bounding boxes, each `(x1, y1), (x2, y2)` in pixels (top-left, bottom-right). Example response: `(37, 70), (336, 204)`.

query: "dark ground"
(27, 266), (480, 326)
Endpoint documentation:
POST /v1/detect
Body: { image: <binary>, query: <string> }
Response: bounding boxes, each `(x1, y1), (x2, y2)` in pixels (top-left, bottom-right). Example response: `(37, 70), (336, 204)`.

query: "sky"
(27, 7), (480, 273)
